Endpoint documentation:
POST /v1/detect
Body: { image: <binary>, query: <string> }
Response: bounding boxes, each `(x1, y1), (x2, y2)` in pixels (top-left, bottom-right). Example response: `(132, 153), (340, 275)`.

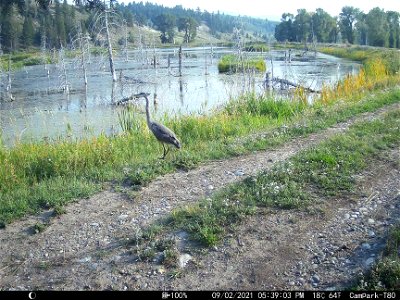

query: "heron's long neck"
(144, 96), (152, 126)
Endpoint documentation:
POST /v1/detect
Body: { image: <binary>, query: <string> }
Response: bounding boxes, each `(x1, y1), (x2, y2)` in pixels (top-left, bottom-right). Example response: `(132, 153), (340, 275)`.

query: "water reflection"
(0, 47), (360, 146)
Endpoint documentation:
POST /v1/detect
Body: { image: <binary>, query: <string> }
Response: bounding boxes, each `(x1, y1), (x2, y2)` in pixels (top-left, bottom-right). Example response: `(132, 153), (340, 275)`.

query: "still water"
(0, 47), (360, 146)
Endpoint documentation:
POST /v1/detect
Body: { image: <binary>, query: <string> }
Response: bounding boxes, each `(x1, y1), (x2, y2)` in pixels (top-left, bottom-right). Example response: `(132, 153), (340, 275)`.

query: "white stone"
(179, 253), (193, 268)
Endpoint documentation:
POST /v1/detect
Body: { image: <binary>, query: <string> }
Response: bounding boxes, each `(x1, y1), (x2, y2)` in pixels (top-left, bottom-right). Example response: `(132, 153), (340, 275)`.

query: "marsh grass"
(0, 52), (53, 70)
(319, 50), (399, 104)
(218, 54), (266, 73)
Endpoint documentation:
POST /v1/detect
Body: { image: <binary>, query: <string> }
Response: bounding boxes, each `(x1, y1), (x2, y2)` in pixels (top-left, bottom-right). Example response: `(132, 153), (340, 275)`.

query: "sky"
(118, 0), (400, 21)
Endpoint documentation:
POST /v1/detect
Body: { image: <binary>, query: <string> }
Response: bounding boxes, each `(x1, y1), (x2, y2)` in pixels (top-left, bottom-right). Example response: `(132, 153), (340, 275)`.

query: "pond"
(0, 47), (360, 147)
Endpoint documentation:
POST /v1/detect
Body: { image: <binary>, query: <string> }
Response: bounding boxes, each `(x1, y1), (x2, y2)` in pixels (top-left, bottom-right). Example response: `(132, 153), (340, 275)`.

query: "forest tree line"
(275, 6), (400, 48)
(0, 0), (275, 53)
(1, 0), (398, 54)
(121, 1), (276, 41)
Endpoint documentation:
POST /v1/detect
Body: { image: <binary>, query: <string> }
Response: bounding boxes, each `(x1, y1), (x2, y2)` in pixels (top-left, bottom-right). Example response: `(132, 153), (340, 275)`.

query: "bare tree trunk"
(81, 47), (88, 86)
(77, 25), (88, 86)
(59, 47), (70, 94)
(123, 20), (128, 62)
(178, 46), (182, 77)
(6, 54), (14, 101)
(105, 10), (117, 82)
(0, 25), (3, 55)
(7, 55), (11, 92)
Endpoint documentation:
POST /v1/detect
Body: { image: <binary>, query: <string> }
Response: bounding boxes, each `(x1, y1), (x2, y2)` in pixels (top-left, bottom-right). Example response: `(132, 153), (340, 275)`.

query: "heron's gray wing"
(150, 122), (181, 148)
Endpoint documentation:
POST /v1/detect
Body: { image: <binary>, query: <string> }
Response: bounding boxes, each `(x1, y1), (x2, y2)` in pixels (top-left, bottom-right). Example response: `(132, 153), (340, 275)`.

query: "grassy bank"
(0, 52), (52, 70)
(0, 46), (400, 226)
(318, 45), (400, 77)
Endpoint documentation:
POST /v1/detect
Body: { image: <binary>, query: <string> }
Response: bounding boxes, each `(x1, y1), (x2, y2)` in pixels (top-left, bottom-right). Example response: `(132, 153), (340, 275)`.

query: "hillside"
(0, 0), (276, 54)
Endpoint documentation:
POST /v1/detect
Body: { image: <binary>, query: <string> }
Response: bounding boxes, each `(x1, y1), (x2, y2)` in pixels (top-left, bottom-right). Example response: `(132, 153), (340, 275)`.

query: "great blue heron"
(133, 92), (181, 159)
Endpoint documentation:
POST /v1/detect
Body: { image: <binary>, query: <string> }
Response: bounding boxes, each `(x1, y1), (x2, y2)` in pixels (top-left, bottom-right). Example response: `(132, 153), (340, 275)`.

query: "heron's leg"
(165, 146), (170, 157)
(160, 143), (169, 159)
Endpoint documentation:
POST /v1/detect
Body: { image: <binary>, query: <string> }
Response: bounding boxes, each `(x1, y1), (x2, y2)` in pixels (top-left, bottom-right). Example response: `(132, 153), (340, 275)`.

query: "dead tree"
(71, 24), (90, 86)
(178, 46), (182, 77)
(104, 9), (117, 82)
(89, 1), (121, 82)
(58, 46), (70, 93)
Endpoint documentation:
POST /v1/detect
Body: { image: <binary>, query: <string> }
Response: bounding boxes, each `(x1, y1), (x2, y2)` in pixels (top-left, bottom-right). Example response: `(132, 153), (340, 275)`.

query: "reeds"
(218, 54), (266, 73)
(318, 46), (399, 104)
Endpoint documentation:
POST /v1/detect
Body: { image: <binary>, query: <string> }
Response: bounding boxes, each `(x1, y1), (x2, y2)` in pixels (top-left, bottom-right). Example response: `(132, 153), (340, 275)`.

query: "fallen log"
(114, 95), (135, 105)
(271, 77), (320, 93)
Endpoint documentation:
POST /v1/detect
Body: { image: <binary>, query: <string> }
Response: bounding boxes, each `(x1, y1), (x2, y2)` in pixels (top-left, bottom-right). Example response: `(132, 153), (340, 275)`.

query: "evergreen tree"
(178, 17), (198, 43)
(55, 0), (67, 47)
(1, 5), (21, 51)
(63, 0), (75, 44)
(154, 13), (176, 43)
(22, 14), (35, 48)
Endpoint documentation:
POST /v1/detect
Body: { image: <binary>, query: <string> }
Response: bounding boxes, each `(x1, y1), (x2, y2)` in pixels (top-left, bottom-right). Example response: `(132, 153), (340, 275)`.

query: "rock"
(153, 252), (164, 263)
(361, 243), (371, 250)
(234, 170), (245, 176)
(78, 256), (92, 263)
(344, 213), (351, 220)
(118, 215), (129, 221)
(367, 219), (375, 225)
(179, 253), (193, 268)
(365, 257), (375, 267)
(141, 283), (148, 289)
(132, 274), (141, 281)
(113, 255), (122, 262)
(312, 275), (320, 283)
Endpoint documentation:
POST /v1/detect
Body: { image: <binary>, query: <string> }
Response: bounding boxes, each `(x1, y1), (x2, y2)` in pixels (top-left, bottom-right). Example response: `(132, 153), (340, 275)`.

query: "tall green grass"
(0, 52), (52, 70)
(218, 54), (266, 73)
